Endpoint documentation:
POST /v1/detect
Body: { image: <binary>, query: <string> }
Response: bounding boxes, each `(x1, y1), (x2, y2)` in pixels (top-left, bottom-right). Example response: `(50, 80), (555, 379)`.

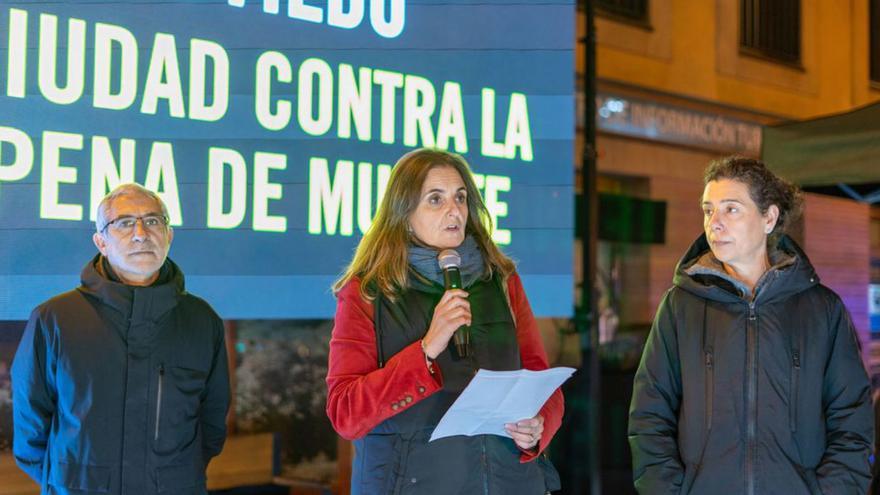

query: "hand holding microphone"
(422, 249), (471, 359)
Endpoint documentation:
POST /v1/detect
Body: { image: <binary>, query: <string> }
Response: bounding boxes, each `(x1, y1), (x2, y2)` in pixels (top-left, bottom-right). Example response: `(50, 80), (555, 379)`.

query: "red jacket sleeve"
(508, 273), (565, 462)
(325, 279), (443, 440)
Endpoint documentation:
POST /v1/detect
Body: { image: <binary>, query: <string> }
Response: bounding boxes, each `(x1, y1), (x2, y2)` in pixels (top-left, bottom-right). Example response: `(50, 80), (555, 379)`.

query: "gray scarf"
(408, 235), (486, 288)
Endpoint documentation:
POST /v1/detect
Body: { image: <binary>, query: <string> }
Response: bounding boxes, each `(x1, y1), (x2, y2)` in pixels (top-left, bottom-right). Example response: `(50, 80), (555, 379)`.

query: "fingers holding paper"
(505, 415), (545, 451)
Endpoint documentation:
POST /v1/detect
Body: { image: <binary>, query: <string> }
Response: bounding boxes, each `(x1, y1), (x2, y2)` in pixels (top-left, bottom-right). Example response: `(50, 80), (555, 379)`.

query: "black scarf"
(408, 235), (486, 289)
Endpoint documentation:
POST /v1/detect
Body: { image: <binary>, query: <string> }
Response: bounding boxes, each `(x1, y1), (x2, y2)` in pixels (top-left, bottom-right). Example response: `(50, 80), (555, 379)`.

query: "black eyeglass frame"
(99, 214), (170, 234)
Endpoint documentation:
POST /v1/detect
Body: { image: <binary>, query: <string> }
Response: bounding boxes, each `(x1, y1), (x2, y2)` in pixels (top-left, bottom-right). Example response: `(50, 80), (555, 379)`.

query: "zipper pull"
(705, 352), (714, 369)
(748, 302), (756, 321)
(155, 363), (165, 442)
(793, 351), (800, 369)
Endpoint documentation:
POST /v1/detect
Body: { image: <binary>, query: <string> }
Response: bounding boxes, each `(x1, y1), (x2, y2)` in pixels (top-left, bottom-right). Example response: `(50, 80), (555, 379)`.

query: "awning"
(762, 101), (880, 197)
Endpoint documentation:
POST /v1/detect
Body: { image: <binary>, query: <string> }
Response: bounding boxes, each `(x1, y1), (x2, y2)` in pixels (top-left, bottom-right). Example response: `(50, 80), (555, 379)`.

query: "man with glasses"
(11, 183), (230, 495)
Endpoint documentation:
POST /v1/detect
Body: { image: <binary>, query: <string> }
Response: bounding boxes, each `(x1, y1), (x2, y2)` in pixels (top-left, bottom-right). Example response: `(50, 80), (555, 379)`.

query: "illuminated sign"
(0, 1), (574, 319)
(593, 93), (762, 154)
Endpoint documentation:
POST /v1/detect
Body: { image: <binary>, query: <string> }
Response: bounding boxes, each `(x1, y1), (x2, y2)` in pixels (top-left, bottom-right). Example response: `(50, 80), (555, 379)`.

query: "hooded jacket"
(12, 255), (230, 495)
(629, 234), (872, 495)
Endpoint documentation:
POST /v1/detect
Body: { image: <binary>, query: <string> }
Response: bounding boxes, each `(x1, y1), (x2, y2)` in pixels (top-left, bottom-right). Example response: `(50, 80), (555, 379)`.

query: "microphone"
(438, 249), (470, 358)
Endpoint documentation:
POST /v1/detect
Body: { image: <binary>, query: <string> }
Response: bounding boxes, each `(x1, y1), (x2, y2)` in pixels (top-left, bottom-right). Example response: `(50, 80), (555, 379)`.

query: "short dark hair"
(704, 156), (803, 244)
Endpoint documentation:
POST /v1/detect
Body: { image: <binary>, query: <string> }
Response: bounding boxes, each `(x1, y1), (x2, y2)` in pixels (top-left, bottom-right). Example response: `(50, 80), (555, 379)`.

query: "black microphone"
(438, 249), (470, 358)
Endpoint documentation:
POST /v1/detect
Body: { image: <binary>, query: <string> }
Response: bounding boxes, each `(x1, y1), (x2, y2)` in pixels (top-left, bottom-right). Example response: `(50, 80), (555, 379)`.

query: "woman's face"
(702, 178), (778, 269)
(409, 165), (469, 250)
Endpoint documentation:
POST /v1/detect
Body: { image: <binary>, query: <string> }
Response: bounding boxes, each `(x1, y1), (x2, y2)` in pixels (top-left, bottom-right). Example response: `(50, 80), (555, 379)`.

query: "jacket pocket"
(790, 350), (800, 432)
(48, 462), (111, 493)
(170, 365), (208, 395)
(155, 464), (206, 493)
(153, 364), (205, 455)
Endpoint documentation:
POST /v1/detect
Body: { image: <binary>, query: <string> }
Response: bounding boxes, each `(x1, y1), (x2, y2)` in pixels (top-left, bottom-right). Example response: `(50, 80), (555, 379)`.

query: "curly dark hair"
(703, 156), (803, 245)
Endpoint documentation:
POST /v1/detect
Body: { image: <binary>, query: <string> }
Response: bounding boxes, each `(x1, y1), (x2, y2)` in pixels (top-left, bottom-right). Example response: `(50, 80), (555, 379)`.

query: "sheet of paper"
(429, 367), (575, 442)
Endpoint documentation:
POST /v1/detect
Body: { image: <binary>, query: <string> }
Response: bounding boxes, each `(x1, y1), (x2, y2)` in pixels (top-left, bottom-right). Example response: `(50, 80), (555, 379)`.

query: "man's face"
(92, 193), (173, 286)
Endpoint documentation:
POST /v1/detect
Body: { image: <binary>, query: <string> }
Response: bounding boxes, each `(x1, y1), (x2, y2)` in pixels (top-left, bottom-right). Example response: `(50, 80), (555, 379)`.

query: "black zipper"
(790, 350), (800, 432)
(705, 351), (714, 431)
(481, 436), (489, 495)
(745, 302), (757, 495)
(155, 363), (164, 442)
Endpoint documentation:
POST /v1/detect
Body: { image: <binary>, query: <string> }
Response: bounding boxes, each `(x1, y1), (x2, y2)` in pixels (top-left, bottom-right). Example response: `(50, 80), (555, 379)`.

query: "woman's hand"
(505, 415), (544, 451)
(422, 289), (471, 359)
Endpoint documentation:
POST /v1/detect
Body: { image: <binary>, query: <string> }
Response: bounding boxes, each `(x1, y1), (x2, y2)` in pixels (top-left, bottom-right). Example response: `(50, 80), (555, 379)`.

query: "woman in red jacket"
(325, 148), (564, 495)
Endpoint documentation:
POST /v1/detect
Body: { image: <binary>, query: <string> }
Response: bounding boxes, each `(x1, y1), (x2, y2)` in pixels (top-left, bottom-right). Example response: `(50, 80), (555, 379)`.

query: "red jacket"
(326, 272), (564, 462)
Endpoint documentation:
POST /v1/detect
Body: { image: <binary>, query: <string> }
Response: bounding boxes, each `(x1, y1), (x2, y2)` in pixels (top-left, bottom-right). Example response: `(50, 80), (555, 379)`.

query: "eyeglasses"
(101, 215), (169, 235)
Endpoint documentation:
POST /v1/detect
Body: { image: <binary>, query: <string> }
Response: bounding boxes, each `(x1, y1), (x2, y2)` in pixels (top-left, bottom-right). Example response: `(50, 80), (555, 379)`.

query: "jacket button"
(405, 395), (413, 403)
(410, 477), (417, 484)
(417, 386), (426, 394)
(398, 400), (407, 408)
(391, 403), (399, 411)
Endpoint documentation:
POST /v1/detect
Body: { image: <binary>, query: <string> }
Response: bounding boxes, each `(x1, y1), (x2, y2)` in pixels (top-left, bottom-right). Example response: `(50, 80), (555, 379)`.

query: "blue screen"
(0, 0), (574, 319)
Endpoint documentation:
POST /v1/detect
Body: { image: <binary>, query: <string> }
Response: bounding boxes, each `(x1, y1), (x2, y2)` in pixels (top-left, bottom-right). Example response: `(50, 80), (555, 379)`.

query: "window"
(740, 0), (800, 64)
(596, 0), (649, 24)
(871, 0), (880, 83)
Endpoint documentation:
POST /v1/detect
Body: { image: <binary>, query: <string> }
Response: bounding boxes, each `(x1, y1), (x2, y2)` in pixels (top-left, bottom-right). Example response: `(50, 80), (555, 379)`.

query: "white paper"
(429, 367), (575, 442)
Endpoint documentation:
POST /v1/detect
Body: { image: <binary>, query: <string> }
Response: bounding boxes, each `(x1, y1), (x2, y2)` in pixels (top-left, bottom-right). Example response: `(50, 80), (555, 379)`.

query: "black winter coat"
(629, 235), (873, 495)
(12, 256), (230, 495)
(352, 274), (560, 495)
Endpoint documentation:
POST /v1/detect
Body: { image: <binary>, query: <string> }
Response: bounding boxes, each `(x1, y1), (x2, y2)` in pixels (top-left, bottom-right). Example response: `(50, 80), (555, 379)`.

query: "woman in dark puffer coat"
(629, 157), (873, 495)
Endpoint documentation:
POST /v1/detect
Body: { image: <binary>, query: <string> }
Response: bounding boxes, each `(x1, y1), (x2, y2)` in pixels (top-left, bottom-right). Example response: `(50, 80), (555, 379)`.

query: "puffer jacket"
(629, 234), (872, 494)
(12, 255), (229, 495)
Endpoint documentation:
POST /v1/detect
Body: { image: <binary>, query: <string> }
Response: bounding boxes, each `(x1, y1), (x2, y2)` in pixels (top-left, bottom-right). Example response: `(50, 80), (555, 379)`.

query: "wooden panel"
(0, 454), (38, 495)
(802, 193), (871, 363)
(333, 436), (352, 495)
(0, 433), (276, 493)
(0, 434), (273, 493)
(207, 433), (276, 490)
(596, 134), (719, 321)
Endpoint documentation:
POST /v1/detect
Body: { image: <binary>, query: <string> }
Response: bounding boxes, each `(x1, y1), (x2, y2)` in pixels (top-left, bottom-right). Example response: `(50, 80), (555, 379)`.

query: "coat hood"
(673, 233), (819, 304)
(77, 253), (185, 322)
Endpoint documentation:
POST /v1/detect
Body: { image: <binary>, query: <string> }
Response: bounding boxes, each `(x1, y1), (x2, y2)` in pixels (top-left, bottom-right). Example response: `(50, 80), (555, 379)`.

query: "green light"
(188, 38), (230, 122)
(373, 69), (404, 144)
(7, 9), (28, 98)
(93, 23), (138, 111)
(357, 161), (373, 233)
(38, 13), (86, 105)
(308, 156), (354, 236)
(297, 57), (334, 136)
(206, 147), (247, 229)
(436, 81), (467, 153)
(253, 151), (287, 232)
(505, 93), (533, 161)
(484, 175), (511, 244)
(0, 126), (34, 200)
(376, 163), (391, 206)
(40, 131), (83, 221)
(480, 88), (505, 159)
(337, 63), (372, 141)
(469, 172), (511, 245)
(144, 141), (183, 226)
(254, 51), (293, 131)
(140, 33), (186, 118)
(89, 136), (136, 221)
(403, 74), (435, 147)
